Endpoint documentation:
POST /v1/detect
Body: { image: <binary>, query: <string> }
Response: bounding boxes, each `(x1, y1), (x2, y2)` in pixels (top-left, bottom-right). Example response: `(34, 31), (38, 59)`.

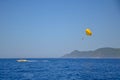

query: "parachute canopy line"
(85, 28), (92, 36)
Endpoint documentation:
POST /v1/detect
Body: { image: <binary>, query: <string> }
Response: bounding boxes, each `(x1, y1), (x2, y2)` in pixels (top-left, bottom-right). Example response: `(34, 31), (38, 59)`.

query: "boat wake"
(27, 60), (38, 62)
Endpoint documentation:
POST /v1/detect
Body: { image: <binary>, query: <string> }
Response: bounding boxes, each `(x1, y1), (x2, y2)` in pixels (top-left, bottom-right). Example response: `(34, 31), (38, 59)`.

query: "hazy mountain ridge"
(62, 47), (120, 58)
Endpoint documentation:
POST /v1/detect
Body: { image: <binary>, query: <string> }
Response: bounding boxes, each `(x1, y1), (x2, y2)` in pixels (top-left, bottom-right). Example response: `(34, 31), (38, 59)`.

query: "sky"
(0, 0), (120, 58)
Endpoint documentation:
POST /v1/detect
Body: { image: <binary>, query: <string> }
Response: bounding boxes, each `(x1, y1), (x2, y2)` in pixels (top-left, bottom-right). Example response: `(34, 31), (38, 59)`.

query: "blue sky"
(0, 0), (120, 58)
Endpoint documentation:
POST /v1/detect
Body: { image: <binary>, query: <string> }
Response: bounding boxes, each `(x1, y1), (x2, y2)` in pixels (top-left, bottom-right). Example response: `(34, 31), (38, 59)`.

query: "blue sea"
(0, 58), (120, 80)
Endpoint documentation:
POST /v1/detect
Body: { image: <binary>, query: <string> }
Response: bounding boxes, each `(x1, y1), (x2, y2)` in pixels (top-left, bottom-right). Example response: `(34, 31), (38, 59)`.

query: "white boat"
(17, 59), (28, 62)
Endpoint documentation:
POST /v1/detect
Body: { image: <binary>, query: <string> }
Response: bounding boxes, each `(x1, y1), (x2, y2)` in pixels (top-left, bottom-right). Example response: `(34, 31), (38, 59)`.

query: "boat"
(17, 59), (28, 62)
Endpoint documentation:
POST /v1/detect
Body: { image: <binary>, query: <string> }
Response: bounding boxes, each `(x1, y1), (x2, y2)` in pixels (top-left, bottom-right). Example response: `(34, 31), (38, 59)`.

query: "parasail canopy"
(85, 28), (92, 36)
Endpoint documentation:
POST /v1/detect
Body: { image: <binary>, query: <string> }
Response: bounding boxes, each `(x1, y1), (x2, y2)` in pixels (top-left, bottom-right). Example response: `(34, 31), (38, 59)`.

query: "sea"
(0, 58), (120, 80)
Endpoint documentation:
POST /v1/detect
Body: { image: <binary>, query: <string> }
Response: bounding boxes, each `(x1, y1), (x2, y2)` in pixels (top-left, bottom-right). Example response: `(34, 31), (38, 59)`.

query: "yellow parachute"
(85, 28), (92, 36)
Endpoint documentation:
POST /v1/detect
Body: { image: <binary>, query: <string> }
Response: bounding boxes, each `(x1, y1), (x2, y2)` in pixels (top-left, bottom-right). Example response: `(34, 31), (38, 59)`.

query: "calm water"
(0, 58), (120, 80)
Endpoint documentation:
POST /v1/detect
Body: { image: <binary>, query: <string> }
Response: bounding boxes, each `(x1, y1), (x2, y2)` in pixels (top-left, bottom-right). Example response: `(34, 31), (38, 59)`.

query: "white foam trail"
(27, 60), (38, 62)
(41, 60), (49, 62)
(26, 60), (50, 62)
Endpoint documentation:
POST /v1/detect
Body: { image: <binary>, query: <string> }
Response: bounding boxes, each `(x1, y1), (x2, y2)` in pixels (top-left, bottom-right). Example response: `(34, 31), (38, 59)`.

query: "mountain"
(62, 47), (120, 58)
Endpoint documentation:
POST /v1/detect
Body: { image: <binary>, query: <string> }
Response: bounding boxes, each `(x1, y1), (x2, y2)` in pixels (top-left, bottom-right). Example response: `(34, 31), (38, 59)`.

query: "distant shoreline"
(62, 47), (120, 58)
